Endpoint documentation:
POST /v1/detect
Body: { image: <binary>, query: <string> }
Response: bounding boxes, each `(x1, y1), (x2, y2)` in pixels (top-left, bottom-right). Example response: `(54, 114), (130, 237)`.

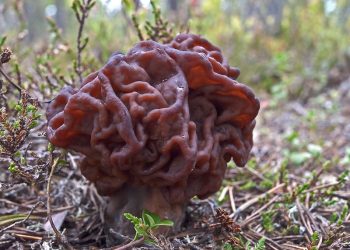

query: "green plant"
(223, 242), (233, 250)
(310, 231), (320, 250)
(246, 237), (266, 250)
(337, 204), (349, 226)
(261, 212), (274, 233)
(128, 0), (173, 43)
(0, 92), (40, 157)
(340, 147), (350, 165)
(71, 0), (96, 84)
(123, 210), (174, 242)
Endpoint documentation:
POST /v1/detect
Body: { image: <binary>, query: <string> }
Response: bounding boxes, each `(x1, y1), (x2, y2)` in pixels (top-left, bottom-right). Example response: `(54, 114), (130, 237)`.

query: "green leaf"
(143, 210), (161, 224)
(330, 212), (338, 223)
(0, 213), (41, 226)
(337, 170), (349, 184)
(311, 231), (319, 245)
(122, 0), (134, 14)
(296, 183), (310, 195)
(14, 151), (21, 158)
(289, 152), (312, 165)
(81, 37), (89, 50)
(261, 212), (274, 232)
(254, 237), (266, 250)
(134, 224), (146, 238)
(13, 120), (20, 129)
(155, 219), (174, 227)
(14, 104), (22, 112)
(223, 242), (233, 250)
(47, 142), (54, 153)
(143, 213), (155, 227)
(307, 144), (323, 157)
(337, 204), (349, 226)
(88, 1), (96, 10)
(124, 210), (173, 241)
(124, 213), (142, 226)
(227, 160), (236, 168)
(245, 241), (252, 250)
(0, 36), (7, 47)
(26, 104), (37, 113)
(29, 121), (39, 129)
(72, 0), (79, 12)
(8, 162), (17, 174)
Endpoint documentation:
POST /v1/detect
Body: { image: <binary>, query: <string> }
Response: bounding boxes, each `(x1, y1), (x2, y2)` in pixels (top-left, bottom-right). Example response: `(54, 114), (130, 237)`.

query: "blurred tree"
(167, 0), (178, 11)
(23, 0), (47, 42)
(55, 0), (68, 31)
(337, 0), (350, 31)
(134, 0), (141, 10)
(238, 0), (285, 35)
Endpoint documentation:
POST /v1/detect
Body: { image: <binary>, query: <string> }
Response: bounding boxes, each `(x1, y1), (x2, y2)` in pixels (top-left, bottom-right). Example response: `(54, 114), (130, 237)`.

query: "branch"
(0, 66), (23, 94)
(0, 201), (44, 234)
(46, 157), (74, 250)
(73, 0), (96, 85)
(112, 237), (145, 250)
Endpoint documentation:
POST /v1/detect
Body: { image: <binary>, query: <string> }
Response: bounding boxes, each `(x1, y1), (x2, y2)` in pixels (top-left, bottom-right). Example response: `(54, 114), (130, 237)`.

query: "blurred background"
(1, 0), (349, 102)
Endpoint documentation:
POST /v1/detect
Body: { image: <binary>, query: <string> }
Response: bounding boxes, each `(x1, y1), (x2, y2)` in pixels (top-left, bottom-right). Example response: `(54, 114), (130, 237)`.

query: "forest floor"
(0, 76), (349, 250)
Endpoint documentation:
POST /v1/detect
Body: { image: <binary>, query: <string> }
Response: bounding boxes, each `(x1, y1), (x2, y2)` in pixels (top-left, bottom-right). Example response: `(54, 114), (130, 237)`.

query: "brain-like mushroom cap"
(47, 34), (260, 204)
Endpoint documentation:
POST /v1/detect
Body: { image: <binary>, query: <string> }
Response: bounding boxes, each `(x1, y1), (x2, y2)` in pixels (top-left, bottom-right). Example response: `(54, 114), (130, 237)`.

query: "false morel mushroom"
(46, 33), (260, 234)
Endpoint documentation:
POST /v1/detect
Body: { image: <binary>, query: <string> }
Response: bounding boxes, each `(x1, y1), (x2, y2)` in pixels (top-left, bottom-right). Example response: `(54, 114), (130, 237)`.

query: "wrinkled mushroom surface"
(47, 33), (260, 232)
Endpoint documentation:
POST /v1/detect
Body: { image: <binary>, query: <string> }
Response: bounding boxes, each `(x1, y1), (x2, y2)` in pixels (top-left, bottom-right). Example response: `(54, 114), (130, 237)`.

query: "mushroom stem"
(105, 185), (186, 235)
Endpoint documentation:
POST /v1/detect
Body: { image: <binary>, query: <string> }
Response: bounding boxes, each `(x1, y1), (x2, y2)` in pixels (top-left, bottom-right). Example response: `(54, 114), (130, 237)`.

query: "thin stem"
(47, 157), (61, 239)
(113, 237), (145, 250)
(46, 157), (75, 250)
(0, 65), (23, 94)
(75, 13), (85, 84)
(74, 0), (95, 85)
(0, 201), (44, 234)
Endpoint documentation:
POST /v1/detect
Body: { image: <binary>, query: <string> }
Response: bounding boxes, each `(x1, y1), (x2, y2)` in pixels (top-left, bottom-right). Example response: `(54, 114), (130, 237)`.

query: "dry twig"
(0, 201), (44, 234)
(46, 157), (74, 250)
(112, 237), (145, 250)
(72, 0), (96, 84)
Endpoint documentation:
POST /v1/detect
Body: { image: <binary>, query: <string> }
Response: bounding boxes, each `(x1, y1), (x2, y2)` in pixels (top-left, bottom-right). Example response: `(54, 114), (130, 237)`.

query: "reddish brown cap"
(47, 34), (259, 204)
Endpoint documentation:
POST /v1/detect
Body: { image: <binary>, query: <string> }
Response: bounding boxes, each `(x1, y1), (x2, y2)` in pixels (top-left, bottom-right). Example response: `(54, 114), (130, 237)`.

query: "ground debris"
(1, 78), (350, 249)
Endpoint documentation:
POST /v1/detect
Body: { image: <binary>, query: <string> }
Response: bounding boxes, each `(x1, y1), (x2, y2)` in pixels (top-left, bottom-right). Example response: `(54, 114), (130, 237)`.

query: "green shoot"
(124, 210), (174, 243)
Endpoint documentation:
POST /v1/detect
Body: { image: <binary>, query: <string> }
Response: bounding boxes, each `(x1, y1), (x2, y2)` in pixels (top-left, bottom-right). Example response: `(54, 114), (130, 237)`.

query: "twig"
(241, 195), (280, 228)
(246, 229), (282, 250)
(282, 243), (307, 250)
(13, 233), (43, 241)
(302, 201), (322, 234)
(296, 198), (313, 238)
(317, 235), (323, 249)
(0, 201), (44, 234)
(73, 0), (95, 84)
(47, 157), (61, 238)
(228, 186), (236, 213)
(245, 166), (266, 181)
(113, 237), (145, 250)
(272, 235), (305, 241)
(131, 14), (144, 41)
(303, 182), (339, 193)
(46, 157), (74, 250)
(0, 66), (23, 94)
(231, 183), (285, 219)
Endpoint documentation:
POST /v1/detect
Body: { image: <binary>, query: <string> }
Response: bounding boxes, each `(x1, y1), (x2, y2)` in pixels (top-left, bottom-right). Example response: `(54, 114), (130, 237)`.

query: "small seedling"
(261, 212), (274, 233)
(124, 210), (174, 242)
(245, 237), (266, 250)
(311, 231), (319, 245)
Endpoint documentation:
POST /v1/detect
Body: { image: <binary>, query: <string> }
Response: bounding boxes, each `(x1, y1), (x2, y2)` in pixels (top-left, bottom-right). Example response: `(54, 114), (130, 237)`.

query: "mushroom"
(46, 34), (260, 234)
